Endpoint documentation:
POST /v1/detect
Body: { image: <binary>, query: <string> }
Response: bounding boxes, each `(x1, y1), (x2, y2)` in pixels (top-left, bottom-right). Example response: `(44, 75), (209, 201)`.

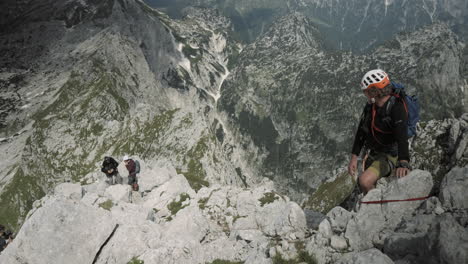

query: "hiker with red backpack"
(123, 155), (140, 191)
(348, 69), (419, 194)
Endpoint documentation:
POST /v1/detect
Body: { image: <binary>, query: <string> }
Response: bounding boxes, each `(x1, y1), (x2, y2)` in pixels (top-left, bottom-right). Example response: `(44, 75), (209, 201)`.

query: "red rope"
(360, 196), (430, 204)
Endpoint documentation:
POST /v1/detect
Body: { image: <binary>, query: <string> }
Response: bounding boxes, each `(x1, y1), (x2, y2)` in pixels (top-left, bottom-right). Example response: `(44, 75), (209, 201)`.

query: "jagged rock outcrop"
(0, 162), (310, 264)
(3, 161), (466, 264)
(412, 113), (468, 186)
(304, 166), (468, 264)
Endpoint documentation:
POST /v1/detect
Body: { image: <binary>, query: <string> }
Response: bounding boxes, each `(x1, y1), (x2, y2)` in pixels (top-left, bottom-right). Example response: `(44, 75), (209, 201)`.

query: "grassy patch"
(233, 215), (247, 223)
(178, 136), (212, 192)
(127, 257), (144, 264)
(302, 171), (354, 214)
(116, 109), (178, 156)
(167, 193), (190, 215)
(0, 167), (45, 231)
(198, 197), (210, 210)
(259, 192), (279, 206)
(99, 200), (113, 211)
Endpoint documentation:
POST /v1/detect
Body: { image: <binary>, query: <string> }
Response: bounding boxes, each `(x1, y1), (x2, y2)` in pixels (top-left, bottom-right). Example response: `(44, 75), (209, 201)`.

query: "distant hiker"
(0, 236), (6, 253)
(0, 226), (12, 252)
(123, 155), (139, 191)
(348, 69), (412, 193)
(101, 156), (123, 185)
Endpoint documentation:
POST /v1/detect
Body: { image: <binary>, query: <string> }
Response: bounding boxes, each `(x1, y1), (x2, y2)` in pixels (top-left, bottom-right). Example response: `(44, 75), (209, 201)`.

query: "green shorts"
(364, 152), (397, 179)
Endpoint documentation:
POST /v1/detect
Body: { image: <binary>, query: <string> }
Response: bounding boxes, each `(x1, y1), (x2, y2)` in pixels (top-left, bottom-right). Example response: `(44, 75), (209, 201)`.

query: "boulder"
(384, 213), (468, 264)
(0, 197), (116, 264)
(318, 219), (333, 238)
(439, 167), (468, 209)
(336, 248), (394, 264)
(304, 209), (327, 230)
(143, 174), (196, 217)
(330, 235), (348, 251)
(327, 206), (353, 233)
(138, 164), (176, 193)
(345, 170), (433, 251)
(256, 201), (307, 239)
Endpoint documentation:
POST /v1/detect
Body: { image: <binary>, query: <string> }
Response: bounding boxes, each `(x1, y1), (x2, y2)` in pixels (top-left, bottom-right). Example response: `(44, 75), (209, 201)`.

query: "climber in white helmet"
(348, 69), (411, 193)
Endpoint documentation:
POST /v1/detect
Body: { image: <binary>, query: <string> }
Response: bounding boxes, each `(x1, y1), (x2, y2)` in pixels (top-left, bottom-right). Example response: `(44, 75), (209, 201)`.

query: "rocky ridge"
(145, 0), (468, 51)
(1, 157), (467, 263)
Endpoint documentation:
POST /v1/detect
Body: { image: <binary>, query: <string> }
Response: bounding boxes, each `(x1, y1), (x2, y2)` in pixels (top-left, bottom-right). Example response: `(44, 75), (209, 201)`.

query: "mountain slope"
(0, 0), (248, 230)
(218, 17), (467, 201)
(144, 0), (468, 52)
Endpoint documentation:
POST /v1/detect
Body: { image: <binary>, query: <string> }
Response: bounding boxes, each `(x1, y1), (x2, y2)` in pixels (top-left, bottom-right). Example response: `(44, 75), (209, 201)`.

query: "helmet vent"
(366, 76), (373, 83)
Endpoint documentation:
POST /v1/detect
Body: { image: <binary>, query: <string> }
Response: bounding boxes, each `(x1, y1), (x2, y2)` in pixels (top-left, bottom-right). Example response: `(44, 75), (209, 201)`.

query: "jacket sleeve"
(351, 105), (369, 156)
(391, 101), (410, 161)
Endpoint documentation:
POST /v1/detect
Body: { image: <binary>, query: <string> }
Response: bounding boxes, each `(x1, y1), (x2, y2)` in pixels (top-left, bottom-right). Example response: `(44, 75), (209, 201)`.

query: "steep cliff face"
(219, 17), (467, 201)
(0, 0), (249, 230)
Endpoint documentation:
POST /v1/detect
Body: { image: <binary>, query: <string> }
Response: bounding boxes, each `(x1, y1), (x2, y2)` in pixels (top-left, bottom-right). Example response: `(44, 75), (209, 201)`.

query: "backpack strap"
(371, 94), (410, 146)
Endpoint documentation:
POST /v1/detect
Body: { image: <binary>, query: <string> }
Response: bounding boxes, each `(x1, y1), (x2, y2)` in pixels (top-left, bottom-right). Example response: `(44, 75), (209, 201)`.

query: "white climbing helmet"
(361, 69), (390, 90)
(123, 155), (130, 161)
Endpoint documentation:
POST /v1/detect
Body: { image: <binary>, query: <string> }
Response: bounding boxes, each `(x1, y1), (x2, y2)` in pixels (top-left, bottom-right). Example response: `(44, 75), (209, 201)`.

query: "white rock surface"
(439, 167), (468, 209)
(0, 163), (310, 264)
(318, 218), (333, 238)
(54, 182), (83, 200)
(0, 197), (116, 264)
(330, 235), (348, 251)
(345, 170), (433, 251)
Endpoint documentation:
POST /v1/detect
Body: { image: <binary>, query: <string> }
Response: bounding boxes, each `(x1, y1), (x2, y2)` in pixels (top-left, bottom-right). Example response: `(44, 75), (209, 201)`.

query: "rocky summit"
(1, 159), (467, 263)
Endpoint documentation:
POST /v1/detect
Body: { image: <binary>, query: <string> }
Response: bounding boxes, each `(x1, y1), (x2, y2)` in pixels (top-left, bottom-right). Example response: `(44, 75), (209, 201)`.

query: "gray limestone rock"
(105, 184), (131, 203)
(384, 213), (468, 264)
(440, 167), (468, 209)
(330, 235), (348, 251)
(304, 209), (327, 230)
(337, 248), (394, 264)
(318, 219), (333, 238)
(327, 206), (353, 233)
(0, 197), (116, 264)
(345, 170), (433, 251)
(54, 182), (83, 200)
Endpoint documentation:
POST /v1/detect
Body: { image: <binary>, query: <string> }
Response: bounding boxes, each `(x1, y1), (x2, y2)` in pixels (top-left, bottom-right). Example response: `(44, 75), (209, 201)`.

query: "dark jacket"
(352, 98), (409, 161)
(125, 159), (136, 178)
(101, 156), (119, 177)
(0, 237), (6, 252)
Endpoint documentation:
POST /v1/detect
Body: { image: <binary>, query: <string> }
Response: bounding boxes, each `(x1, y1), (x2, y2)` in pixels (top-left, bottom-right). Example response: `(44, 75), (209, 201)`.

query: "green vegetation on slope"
(302, 171), (354, 213)
(0, 167), (45, 231)
(177, 136), (212, 191)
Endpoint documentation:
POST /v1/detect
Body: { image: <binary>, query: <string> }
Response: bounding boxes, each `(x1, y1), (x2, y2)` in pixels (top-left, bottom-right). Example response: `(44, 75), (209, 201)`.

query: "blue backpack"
(386, 82), (420, 138)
